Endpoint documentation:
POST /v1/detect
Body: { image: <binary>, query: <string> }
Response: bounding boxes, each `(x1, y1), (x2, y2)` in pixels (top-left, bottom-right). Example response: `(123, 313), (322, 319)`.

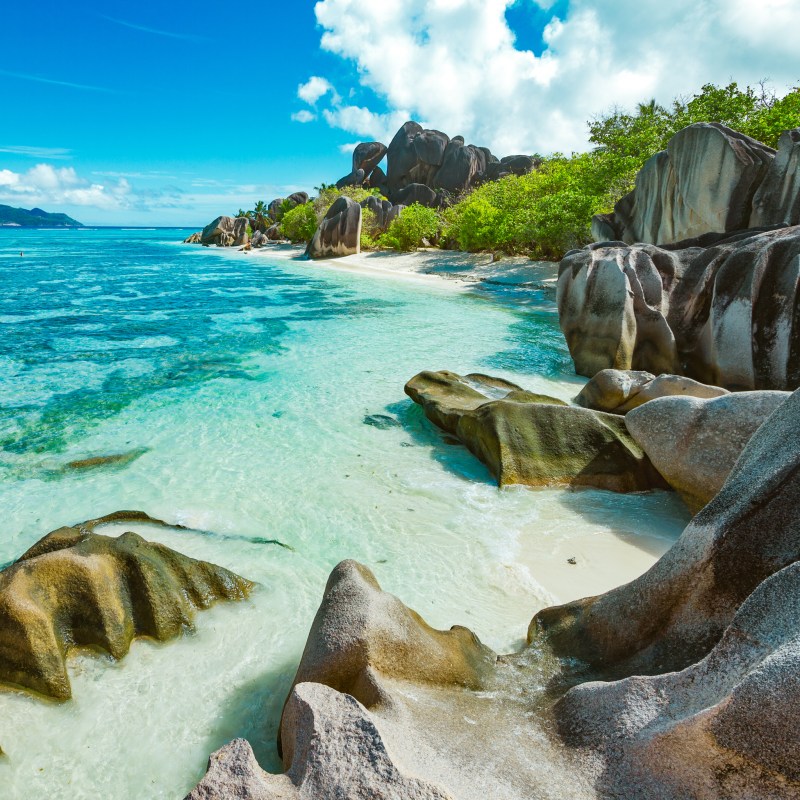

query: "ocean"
(0, 228), (689, 798)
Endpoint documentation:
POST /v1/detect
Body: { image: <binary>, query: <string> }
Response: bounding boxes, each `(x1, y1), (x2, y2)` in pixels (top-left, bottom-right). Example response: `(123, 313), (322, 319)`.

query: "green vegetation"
(233, 81), (800, 258)
(280, 202), (318, 243)
(379, 204), (440, 251)
(441, 81), (800, 260)
(0, 204), (83, 228)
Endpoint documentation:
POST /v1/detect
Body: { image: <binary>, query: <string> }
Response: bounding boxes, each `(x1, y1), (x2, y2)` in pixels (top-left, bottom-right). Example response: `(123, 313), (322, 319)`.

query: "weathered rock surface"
(544, 388), (800, 798)
(625, 390), (789, 512)
(593, 123), (776, 244)
(347, 121), (533, 206)
(575, 369), (729, 414)
(306, 196), (362, 259)
(751, 128), (800, 227)
(558, 225), (800, 390)
(183, 232), (202, 244)
(405, 370), (667, 492)
(201, 216), (249, 247)
(531, 387), (800, 679)
(189, 561), (593, 800)
(0, 511), (253, 700)
(359, 196), (404, 232)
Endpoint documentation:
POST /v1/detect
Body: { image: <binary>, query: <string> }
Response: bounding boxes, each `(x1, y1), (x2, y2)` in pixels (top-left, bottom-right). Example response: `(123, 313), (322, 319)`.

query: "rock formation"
(405, 370), (667, 492)
(538, 387), (800, 798)
(183, 232), (202, 244)
(337, 121), (536, 207)
(189, 561), (592, 800)
(557, 224), (800, 390)
(306, 196), (362, 259)
(575, 369), (729, 414)
(201, 216), (249, 247)
(359, 195), (405, 232)
(624, 390), (789, 511)
(0, 511), (253, 700)
(592, 123), (778, 245)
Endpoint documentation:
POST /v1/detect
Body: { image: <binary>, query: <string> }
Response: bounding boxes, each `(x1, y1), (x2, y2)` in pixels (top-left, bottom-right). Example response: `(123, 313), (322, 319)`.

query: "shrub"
(360, 208), (381, 251)
(379, 204), (441, 251)
(313, 185), (385, 224)
(280, 203), (318, 243)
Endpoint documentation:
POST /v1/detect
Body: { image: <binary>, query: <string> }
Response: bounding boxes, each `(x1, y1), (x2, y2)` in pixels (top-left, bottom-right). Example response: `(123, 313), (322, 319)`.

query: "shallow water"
(0, 229), (690, 798)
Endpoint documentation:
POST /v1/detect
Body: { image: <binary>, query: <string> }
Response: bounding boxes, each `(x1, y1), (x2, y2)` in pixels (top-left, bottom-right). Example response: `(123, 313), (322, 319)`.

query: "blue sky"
(1, 0), (797, 225)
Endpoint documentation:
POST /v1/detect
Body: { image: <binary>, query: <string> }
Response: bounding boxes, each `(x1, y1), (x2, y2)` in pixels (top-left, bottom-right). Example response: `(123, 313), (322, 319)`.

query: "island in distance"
(0, 204), (83, 228)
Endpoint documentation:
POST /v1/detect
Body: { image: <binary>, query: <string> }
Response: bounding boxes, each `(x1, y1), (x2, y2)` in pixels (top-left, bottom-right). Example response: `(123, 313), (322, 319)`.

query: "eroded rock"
(558, 225), (800, 390)
(306, 196), (361, 259)
(0, 512), (253, 700)
(201, 216), (249, 247)
(405, 370), (667, 492)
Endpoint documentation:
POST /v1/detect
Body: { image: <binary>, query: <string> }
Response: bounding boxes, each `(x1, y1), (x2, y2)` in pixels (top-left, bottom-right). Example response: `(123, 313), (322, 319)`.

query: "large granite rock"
(575, 369), (729, 414)
(751, 128), (800, 227)
(360, 196), (404, 232)
(625, 390), (789, 512)
(544, 388), (800, 798)
(432, 137), (486, 193)
(557, 225), (800, 390)
(0, 511), (252, 700)
(531, 387), (800, 680)
(352, 141), (387, 176)
(188, 561), (592, 800)
(306, 196), (362, 259)
(593, 123), (776, 244)
(405, 370), (667, 492)
(201, 216), (249, 247)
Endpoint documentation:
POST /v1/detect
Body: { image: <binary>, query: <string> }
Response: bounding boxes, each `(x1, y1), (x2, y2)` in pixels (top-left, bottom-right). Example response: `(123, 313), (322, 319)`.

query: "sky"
(0, 0), (798, 226)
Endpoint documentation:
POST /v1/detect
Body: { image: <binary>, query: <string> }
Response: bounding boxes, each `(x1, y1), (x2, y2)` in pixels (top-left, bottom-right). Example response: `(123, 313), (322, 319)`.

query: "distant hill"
(0, 204), (83, 228)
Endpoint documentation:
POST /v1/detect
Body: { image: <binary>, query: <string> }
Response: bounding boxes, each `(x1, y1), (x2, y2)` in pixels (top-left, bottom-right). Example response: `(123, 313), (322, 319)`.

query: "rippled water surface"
(0, 229), (690, 798)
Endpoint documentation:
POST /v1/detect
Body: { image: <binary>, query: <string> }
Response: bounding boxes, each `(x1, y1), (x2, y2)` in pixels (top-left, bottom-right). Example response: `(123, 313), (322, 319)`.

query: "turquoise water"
(0, 229), (690, 798)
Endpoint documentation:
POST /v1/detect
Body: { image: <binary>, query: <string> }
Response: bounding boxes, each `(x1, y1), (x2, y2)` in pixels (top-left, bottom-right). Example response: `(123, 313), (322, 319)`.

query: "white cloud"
(0, 145), (72, 159)
(0, 164), (132, 209)
(306, 0), (800, 154)
(291, 109), (317, 123)
(297, 76), (339, 105)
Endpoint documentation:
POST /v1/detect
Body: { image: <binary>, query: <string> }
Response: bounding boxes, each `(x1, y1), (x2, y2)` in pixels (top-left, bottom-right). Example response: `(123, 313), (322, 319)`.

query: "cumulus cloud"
(0, 164), (132, 209)
(305, 0), (800, 154)
(297, 76), (339, 105)
(291, 109), (317, 123)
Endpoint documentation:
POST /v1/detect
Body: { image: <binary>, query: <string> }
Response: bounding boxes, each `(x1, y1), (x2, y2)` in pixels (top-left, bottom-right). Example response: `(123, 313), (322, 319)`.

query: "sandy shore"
(245, 242), (559, 294)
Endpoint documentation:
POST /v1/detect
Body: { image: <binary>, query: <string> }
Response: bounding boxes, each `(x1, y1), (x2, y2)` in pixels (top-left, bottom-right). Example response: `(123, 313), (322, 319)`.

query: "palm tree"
(235, 208), (248, 218)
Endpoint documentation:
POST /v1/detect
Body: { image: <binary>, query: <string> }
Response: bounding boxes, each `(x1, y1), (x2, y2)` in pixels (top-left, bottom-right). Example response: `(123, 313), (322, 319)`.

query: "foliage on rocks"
(280, 203), (318, 243)
(379, 204), (441, 251)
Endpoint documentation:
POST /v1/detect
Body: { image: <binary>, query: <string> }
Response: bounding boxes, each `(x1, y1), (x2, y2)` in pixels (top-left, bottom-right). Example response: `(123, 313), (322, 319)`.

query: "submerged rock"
(306, 196), (362, 260)
(625, 390), (789, 511)
(575, 369), (729, 414)
(63, 447), (149, 472)
(0, 512), (253, 700)
(405, 370), (666, 492)
(557, 225), (800, 390)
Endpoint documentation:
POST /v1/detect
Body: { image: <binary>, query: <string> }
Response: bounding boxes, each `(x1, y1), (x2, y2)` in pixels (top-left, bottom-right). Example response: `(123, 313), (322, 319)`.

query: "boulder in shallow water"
(575, 369), (729, 414)
(405, 370), (667, 492)
(306, 196), (362, 259)
(624, 390), (789, 512)
(0, 512), (253, 700)
(183, 232), (202, 244)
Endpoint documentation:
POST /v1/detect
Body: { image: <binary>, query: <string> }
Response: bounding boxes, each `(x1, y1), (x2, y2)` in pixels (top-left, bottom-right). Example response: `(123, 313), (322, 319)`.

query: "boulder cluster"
(185, 120), (538, 260)
(188, 387), (800, 799)
(337, 121), (537, 208)
(560, 123), (800, 391)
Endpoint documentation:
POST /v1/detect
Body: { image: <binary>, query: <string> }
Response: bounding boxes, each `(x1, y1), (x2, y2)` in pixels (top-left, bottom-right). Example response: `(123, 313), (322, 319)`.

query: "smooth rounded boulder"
(575, 369), (729, 414)
(624, 390), (789, 512)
